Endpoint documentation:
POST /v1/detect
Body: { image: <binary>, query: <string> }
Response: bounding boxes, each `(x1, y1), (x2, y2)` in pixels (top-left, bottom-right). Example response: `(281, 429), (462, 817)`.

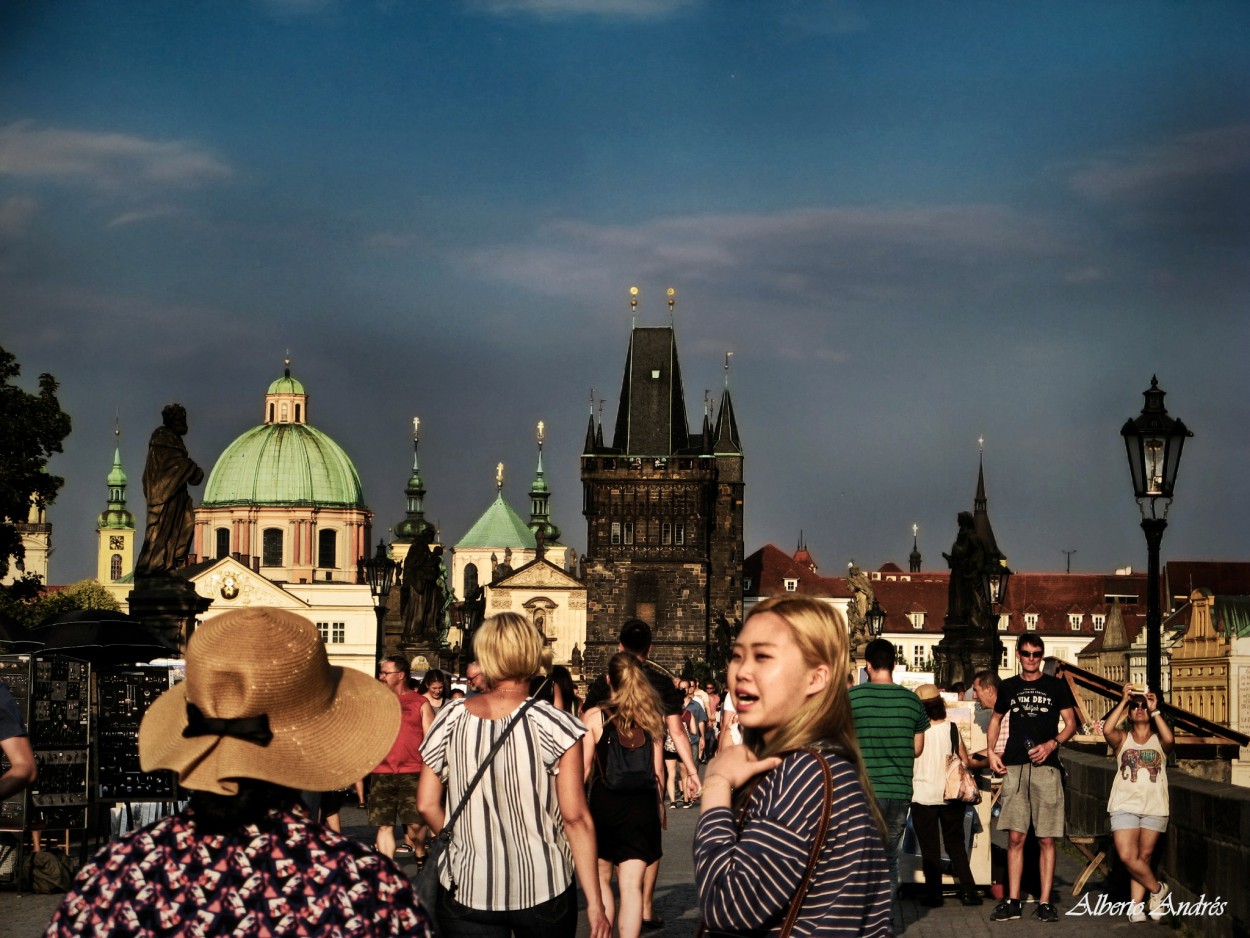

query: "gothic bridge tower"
(580, 289), (744, 676)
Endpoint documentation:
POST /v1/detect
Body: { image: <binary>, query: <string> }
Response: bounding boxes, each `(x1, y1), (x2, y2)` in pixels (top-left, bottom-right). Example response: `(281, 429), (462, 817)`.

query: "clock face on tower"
(109, 536), (125, 550)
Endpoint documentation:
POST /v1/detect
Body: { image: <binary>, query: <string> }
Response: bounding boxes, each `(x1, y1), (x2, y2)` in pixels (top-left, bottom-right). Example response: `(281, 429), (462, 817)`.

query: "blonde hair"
(474, 612), (543, 685)
(605, 653), (665, 738)
(739, 595), (882, 833)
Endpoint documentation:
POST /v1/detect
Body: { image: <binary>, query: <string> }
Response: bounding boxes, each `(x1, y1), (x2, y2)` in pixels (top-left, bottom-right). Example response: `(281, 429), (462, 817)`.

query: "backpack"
(23, 849), (75, 893)
(681, 708), (696, 734)
(599, 715), (655, 792)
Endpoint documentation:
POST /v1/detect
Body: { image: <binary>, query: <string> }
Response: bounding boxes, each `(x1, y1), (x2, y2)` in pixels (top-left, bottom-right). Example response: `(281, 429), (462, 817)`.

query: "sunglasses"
(1129, 701), (1149, 710)
(1018, 650), (1044, 659)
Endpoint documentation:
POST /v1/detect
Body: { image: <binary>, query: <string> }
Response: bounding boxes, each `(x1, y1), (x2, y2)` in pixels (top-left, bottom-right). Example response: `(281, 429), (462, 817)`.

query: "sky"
(2, 0), (1248, 587)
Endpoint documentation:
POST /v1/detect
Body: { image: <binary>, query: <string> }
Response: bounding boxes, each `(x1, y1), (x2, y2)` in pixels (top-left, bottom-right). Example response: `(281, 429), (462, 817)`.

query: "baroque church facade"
(580, 318), (744, 675)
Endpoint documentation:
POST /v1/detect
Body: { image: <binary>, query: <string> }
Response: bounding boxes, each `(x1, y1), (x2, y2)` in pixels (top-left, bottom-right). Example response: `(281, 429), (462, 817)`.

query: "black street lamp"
(358, 539), (397, 666)
(866, 598), (886, 637)
(1121, 377), (1192, 696)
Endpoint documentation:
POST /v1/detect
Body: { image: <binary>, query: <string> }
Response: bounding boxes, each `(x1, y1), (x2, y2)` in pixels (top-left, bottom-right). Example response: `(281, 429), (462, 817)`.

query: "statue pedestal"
(935, 621), (1002, 689)
(129, 576), (213, 652)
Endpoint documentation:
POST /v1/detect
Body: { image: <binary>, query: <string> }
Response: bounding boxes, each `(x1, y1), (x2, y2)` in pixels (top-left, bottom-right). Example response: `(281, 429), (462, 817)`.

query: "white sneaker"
(1148, 882), (1170, 918)
(1128, 905), (1147, 924)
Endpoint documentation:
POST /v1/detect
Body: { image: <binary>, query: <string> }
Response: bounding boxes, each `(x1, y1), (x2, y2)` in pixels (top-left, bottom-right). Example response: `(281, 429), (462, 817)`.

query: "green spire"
(98, 420), (135, 530)
(395, 417), (435, 541)
(528, 420), (560, 544)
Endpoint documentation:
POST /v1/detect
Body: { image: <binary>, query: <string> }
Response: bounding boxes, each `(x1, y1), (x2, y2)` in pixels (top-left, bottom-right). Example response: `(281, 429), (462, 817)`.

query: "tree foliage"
(0, 578), (121, 630)
(0, 346), (72, 581)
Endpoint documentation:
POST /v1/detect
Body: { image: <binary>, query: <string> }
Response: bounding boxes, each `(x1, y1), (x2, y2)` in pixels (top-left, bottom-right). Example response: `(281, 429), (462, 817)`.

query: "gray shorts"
(1110, 812), (1168, 833)
(997, 763), (1065, 839)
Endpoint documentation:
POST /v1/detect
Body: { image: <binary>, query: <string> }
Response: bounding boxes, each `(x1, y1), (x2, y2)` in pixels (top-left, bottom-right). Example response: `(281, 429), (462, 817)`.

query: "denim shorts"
(1110, 812), (1168, 832)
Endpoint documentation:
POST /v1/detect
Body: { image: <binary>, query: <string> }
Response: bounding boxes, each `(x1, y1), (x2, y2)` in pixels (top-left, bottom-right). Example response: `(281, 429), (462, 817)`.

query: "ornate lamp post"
(983, 552), (1011, 674)
(866, 598), (886, 638)
(1121, 377), (1191, 695)
(359, 539), (397, 666)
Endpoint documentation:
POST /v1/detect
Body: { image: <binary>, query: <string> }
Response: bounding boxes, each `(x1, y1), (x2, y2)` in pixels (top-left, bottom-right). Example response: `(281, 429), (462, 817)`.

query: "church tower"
(580, 289), (744, 675)
(97, 422), (136, 593)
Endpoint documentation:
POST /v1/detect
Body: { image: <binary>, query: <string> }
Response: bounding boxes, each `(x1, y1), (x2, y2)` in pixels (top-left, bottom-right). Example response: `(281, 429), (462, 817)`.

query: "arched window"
(318, 529), (337, 568)
(295, 403), (302, 422)
(215, 528), (230, 559)
(110, 553), (122, 580)
(263, 528), (283, 567)
(464, 563), (479, 597)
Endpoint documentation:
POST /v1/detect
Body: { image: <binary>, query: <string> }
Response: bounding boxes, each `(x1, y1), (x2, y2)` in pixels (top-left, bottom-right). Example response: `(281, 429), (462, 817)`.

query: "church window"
(1069, 614), (1083, 631)
(611, 523), (621, 545)
(263, 528), (283, 567)
(110, 553), (122, 580)
(317, 621), (345, 643)
(215, 527), (230, 559)
(464, 563), (478, 597)
(675, 524), (685, 545)
(623, 522), (634, 545)
(269, 403), (275, 422)
(661, 523), (672, 545)
(1092, 614), (1105, 631)
(295, 403), (301, 422)
(280, 402), (289, 422)
(318, 529), (337, 568)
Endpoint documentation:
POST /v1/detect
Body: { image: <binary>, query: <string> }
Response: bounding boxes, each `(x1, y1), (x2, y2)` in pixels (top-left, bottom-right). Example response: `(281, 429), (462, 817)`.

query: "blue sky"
(3, 0), (1248, 585)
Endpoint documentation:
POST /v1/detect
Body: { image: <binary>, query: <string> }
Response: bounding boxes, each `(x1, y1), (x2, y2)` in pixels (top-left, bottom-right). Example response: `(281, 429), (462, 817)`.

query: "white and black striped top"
(420, 698), (586, 911)
(694, 748), (893, 937)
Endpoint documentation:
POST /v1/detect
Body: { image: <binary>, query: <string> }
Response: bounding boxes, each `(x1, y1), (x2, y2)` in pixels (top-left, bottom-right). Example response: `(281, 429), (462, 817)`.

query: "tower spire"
(910, 523), (922, 573)
(394, 417), (434, 541)
(529, 420), (561, 545)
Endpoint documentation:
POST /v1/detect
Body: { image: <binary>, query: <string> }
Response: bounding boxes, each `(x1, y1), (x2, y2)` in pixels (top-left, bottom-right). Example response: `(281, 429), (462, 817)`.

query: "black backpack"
(598, 715), (655, 792)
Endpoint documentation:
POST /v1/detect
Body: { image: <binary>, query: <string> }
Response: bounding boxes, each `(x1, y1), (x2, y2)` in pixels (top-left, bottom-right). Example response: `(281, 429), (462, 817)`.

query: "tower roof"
(713, 387), (742, 453)
(611, 326), (692, 456)
(457, 492), (537, 550)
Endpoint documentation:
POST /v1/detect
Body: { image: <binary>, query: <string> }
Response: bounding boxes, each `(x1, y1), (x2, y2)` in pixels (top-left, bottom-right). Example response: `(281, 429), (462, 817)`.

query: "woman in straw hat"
(45, 607), (431, 937)
(694, 595), (891, 937)
(418, 612), (610, 938)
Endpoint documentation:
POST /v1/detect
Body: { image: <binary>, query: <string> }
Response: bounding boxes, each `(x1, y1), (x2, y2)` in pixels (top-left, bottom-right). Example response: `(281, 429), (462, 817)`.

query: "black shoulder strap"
(950, 722), (959, 754)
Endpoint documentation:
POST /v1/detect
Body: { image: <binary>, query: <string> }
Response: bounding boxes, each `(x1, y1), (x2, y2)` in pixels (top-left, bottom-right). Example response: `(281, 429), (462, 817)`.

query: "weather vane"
(412, 416), (420, 441)
(496, 462), (504, 490)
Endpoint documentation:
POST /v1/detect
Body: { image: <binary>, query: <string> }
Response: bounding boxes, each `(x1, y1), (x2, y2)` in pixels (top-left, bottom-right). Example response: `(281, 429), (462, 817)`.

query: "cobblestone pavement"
(1, 803), (1185, 937)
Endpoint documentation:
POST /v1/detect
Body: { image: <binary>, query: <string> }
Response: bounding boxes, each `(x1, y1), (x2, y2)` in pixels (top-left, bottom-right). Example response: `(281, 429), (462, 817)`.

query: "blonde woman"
(695, 595), (891, 937)
(582, 653), (665, 938)
(418, 613), (609, 938)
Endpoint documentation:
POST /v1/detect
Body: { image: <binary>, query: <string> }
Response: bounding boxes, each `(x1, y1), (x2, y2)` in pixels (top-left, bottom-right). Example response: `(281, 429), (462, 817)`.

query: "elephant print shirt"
(1107, 733), (1169, 818)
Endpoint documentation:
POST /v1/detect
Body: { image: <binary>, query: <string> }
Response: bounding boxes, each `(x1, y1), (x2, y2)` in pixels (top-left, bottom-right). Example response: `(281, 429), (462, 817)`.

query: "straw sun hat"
(140, 607), (400, 796)
(913, 683), (941, 701)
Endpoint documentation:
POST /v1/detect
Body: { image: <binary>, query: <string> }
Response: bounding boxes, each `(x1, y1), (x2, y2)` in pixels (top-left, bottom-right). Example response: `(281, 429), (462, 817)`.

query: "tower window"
(464, 563), (479, 597)
(611, 523), (621, 545)
(263, 528), (283, 567)
(268, 403), (275, 422)
(623, 522), (634, 545)
(280, 402), (289, 422)
(295, 403), (301, 422)
(661, 523), (671, 545)
(110, 553), (122, 580)
(215, 527), (230, 560)
(674, 524), (685, 545)
(318, 529), (337, 568)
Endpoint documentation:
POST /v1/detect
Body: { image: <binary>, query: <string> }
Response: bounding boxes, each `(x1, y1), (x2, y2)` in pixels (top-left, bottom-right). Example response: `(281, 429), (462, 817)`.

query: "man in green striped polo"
(850, 638), (929, 904)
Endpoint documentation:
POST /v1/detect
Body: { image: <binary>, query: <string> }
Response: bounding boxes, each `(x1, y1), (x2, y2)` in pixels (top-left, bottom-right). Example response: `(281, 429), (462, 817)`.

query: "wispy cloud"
(1067, 124), (1250, 238)
(463, 203), (1072, 307)
(0, 122), (231, 192)
(464, 0), (697, 20)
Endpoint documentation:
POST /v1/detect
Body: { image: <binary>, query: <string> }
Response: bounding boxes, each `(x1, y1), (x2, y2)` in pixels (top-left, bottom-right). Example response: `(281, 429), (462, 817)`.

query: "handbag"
(943, 723), (982, 804)
(415, 690), (546, 936)
(696, 747), (833, 938)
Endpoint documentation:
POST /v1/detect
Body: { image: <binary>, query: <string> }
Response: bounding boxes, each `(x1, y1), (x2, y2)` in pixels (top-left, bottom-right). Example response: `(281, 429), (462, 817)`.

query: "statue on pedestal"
(401, 529), (443, 644)
(136, 404), (203, 577)
(845, 562), (874, 659)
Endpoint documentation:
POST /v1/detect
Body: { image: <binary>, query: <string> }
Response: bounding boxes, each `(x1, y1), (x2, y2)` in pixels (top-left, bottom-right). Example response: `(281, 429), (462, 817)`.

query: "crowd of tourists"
(27, 598), (1176, 936)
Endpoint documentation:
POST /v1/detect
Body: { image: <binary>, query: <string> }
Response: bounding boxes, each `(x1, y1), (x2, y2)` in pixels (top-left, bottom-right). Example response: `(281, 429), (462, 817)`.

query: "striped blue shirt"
(694, 749), (892, 937)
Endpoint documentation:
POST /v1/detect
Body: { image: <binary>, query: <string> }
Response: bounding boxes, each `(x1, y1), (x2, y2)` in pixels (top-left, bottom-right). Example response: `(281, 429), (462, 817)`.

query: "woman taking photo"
(909, 684), (981, 907)
(694, 595), (891, 937)
(582, 653), (665, 938)
(1103, 684), (1174, 922)
(418, 613), (609, 938)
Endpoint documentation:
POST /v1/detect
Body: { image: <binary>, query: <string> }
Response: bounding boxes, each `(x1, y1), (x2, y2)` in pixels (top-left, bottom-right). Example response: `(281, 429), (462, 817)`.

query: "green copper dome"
(267, 373), (306, 395)
(203, 424), (366, 508)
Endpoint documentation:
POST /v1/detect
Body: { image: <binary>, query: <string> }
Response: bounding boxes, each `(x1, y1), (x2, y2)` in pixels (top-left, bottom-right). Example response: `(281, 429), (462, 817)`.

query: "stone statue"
(845, 563), (874, 657)
(943, 511), (989, 626)
(401, 530), (443, 644)
(136, 404), (204, 577)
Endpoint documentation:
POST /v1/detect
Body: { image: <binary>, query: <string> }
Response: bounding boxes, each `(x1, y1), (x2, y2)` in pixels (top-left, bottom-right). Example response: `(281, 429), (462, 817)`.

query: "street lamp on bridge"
(359, 539), (397, 666)
(1121, 376), (1191, 696)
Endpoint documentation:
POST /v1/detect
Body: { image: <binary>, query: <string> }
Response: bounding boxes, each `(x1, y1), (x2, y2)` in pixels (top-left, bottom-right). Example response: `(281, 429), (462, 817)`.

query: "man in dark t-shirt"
(1, 680), (37, 801)
(582, 620), (698, 929)
(988, 633), (1077, 924)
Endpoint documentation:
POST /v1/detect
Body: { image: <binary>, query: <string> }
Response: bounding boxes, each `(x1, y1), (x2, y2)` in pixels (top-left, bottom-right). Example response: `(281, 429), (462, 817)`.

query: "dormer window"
(1069, 614), (1083, 631)
(1024, 613), (1039, 628)
(998, 613), (1010, 631)
(1093, 614), (1106, 631)
(908, 612), (925, 629)
(783, 578), (798, 592)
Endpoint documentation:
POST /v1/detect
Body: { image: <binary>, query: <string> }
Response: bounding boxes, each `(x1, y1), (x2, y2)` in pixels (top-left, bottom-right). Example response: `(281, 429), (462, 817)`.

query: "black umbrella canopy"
(0, 614), (43, 651)
(29, 609), (180, 665)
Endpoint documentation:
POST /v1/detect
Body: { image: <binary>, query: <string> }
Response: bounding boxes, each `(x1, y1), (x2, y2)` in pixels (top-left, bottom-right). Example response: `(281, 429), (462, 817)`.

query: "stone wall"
(1064, 747), (1249, 938)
